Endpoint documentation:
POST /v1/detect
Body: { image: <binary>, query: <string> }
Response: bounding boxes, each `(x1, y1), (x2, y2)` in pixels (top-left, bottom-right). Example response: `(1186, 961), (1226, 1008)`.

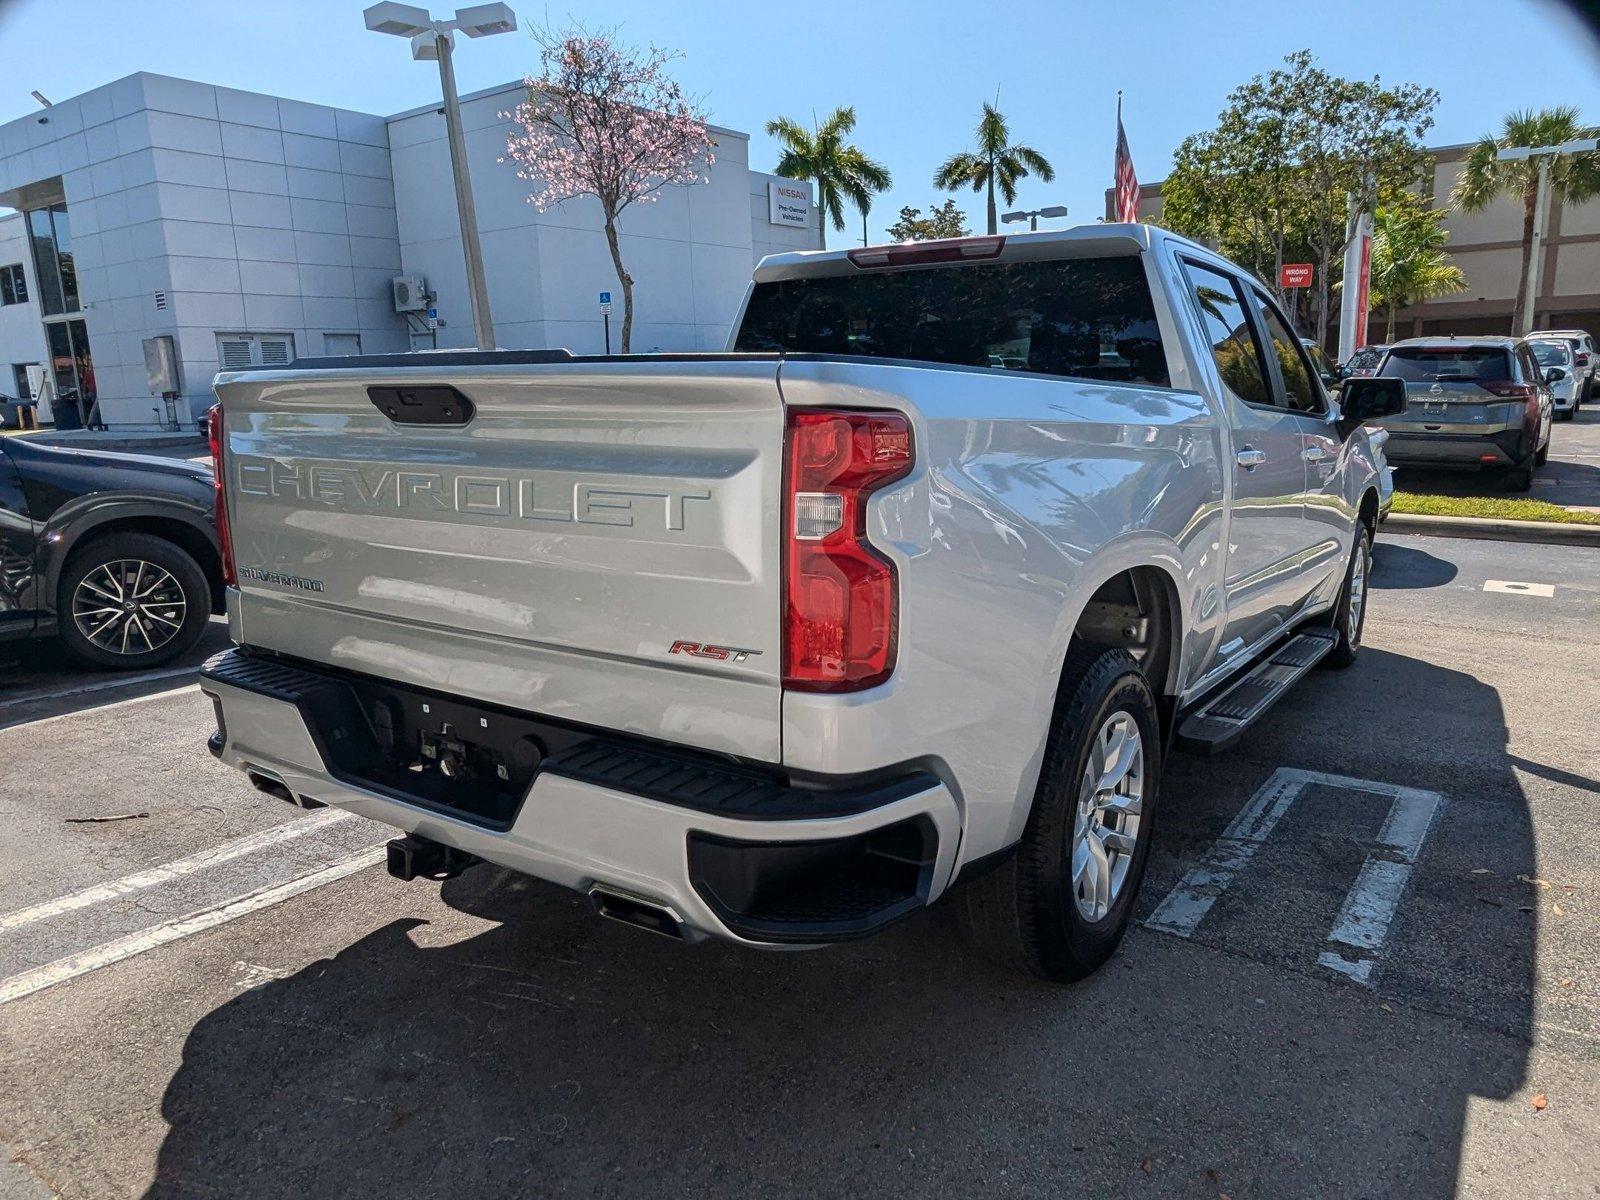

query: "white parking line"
(1144, 768), (1303, 937)
(0, 809), (352, 933)
(0, 684), (200, 732)
(0, 665), (197, 710)
(1483, 580), (1556, 597)
(0, 844), (386, 1007)
(1147, 768), (1444, 988)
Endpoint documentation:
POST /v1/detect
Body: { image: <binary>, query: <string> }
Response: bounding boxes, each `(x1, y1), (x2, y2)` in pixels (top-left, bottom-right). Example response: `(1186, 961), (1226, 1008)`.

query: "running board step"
(1176, 630), (1338, 755)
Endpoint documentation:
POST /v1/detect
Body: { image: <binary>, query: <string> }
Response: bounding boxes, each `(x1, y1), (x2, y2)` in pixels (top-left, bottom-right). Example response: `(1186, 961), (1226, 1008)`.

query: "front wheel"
(958, 644), (1161, 983)
(1321, 524), (1371, 669)
(56, 532), (211, 670)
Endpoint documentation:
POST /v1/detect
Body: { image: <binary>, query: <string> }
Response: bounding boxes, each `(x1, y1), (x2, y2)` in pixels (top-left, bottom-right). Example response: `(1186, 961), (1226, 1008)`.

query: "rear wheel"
(958, 644), (1161, 983)
(56, 532), (210, 670)
(1505, 460), (1535, 492)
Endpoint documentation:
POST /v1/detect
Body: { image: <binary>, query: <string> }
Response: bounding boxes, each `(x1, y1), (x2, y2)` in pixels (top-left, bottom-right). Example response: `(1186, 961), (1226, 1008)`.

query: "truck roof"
(751, 222), (1211, 282)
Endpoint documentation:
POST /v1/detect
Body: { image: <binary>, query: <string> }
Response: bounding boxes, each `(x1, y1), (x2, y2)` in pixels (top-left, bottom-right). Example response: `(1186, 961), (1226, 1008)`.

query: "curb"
(1383, 511), (1600, 548)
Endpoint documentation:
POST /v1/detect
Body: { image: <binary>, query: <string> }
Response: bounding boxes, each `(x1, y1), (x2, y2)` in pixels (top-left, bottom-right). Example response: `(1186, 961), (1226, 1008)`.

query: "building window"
(26, 204), (76, 317)
(0, 264), (27, 307)
(217, 333), (296, 370)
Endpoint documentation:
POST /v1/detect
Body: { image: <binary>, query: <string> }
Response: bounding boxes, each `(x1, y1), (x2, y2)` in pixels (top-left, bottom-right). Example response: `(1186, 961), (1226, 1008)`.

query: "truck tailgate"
(213, 359), (785, 762)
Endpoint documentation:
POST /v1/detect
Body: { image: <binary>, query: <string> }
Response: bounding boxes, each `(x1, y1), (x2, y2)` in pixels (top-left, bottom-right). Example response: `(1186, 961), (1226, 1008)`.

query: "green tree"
(1452, 107), (1600, 333)
(933, 101), (1055, 235)
(1160, 50), (1437, 344)
(766, 107), (892, 250)
(885, 199), (971, 242)
(1367, 199), (1467, 342)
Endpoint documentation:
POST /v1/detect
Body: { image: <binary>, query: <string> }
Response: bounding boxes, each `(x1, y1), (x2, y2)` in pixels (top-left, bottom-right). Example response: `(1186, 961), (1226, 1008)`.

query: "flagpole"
(1117, 89), (1122, 127)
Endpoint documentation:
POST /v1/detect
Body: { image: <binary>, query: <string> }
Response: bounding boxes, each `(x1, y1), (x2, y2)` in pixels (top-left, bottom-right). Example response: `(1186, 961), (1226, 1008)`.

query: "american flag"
(1114, 107), (1140, 224)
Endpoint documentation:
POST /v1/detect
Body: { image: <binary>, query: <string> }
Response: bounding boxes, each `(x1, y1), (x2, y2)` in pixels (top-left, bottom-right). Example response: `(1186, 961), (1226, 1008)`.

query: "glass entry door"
(44, 319), (97, 430)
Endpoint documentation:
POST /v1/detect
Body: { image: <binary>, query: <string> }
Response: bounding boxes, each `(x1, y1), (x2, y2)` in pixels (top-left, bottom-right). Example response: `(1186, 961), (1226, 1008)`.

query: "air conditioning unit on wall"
(392, 275), (428, 313)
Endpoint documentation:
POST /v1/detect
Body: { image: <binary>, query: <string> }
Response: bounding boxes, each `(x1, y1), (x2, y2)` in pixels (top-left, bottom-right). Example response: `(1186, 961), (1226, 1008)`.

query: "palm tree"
(933, 101), (1056, 235)
(1453, 107), (1600, 332)
(766, 107), (891, 250)
(1368, 203), (1467, 342)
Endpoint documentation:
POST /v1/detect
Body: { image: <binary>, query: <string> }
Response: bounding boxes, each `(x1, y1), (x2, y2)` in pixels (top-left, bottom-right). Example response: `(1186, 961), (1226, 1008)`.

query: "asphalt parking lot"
(0, 532), (1595, 1199)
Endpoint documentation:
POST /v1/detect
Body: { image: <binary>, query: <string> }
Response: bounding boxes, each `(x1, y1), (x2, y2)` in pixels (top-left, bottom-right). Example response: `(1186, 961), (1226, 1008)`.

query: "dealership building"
(0, 72), (819, 429)
(1110, 144), (1600, 346)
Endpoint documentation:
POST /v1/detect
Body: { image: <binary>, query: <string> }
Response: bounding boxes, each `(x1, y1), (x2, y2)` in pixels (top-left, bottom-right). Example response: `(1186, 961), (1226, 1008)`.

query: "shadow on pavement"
(0, 622), (228, 729)
(139, 647), (1535, 1199)
(1369, 541), (1458, 589)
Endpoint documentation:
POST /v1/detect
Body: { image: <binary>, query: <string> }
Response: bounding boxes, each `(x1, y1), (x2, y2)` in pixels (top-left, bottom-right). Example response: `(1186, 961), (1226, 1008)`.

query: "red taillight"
(847, 236), (1004, 269)
(783, 408), (913, 692)
(1576, 353), (1590, 366)
(206, 403), (236, 586)
(1481, 381), (1536, 399)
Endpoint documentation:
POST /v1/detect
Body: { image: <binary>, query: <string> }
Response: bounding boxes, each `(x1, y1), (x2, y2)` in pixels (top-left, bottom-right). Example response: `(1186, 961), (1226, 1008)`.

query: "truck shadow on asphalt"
(139, 647), (1535, 1200)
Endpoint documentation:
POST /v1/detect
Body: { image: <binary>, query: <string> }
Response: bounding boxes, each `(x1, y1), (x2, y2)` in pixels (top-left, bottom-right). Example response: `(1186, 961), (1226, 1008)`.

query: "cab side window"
(1181, 261), (1273, 408)
(1249, 290), (1325, 415)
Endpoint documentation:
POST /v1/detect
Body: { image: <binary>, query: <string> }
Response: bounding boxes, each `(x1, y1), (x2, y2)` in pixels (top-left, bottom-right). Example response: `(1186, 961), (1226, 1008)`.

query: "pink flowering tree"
(502, 29), (715, 353)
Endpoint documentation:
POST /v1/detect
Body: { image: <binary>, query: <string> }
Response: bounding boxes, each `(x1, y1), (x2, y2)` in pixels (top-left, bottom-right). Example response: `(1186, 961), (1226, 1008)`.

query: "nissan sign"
(768, 179), (812, 228)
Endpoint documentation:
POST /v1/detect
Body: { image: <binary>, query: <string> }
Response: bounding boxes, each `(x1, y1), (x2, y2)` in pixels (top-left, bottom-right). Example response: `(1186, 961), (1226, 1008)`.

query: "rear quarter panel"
(777, 358), (1227, 861)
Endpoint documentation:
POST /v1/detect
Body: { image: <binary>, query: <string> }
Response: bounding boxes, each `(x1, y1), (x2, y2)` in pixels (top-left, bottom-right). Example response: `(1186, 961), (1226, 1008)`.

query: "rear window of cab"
(734, 255), (1170, 387)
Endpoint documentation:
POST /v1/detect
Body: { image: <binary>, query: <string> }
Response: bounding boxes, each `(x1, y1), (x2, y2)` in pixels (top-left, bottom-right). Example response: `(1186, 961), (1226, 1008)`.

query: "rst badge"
(668, 640), (762, 664)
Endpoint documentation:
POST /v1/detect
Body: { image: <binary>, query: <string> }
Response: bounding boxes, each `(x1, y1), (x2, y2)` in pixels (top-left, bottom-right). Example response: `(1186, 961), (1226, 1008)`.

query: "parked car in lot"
(1341, 344), (1389, 379)
(1528, 338), (1584, 419)
(1527, 328), (1596, 403)
(1371, 336), (1555, 491)
(0, 437), (222, 668)
(199, 225), (1401, 983)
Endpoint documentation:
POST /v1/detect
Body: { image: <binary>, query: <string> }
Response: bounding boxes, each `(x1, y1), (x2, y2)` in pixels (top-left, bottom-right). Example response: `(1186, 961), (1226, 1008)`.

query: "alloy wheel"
(1347, 537), (1368, 643)
(1071, 711), (1145, 922)
(71, 559), (188, 656)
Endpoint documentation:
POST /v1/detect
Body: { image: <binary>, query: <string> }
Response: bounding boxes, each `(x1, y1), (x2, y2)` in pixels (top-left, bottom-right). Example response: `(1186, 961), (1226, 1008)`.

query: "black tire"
(958, 643), (1161, 983)
(1321, 523), (1370, 669)
(1535, 433), (1551, 462)
(1504, 461), (1534, 492)
(56, 532), (210, 670)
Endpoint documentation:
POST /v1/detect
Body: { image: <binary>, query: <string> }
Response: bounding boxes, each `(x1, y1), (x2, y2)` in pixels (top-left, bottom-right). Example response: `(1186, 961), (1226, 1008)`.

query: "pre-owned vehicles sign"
(768, 180), (812, 228)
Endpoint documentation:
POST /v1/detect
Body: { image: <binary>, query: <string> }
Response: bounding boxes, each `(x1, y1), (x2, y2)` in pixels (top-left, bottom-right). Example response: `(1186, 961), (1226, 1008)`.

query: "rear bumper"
(199, 649), (961, 946)
(1382, 427), (1528, 468)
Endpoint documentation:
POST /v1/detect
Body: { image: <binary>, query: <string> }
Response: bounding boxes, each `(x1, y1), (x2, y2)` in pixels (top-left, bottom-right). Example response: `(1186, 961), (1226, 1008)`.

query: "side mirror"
(1545, 367), (1567, 385)
(1339, 377), (1406, 428)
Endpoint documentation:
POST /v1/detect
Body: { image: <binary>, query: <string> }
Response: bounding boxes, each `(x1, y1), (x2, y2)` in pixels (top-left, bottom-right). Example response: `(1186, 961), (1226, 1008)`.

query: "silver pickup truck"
(199, 225), (1403, 982)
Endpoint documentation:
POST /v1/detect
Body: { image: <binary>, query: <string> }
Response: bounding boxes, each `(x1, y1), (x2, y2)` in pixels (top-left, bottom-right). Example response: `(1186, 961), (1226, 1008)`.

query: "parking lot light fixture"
(363, 2), (518, 351)
(1495, 137), (1600, 333)
(1000, 204), (1069, 232)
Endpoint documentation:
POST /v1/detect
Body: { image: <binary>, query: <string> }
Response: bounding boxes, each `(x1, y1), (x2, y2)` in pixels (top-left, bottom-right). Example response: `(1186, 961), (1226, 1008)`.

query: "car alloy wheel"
(1071, 710), (1145, 922)
(1346, 535), (1367, 644)
(71, 558), (188, 656)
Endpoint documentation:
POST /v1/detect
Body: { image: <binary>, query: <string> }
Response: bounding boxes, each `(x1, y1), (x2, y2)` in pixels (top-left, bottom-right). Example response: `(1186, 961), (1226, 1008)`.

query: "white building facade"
(0, 72), (818, 430)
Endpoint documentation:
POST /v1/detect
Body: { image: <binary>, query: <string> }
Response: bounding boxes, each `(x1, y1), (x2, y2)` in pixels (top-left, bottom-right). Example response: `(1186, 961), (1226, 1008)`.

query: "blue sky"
(2, 0), (1597, 242)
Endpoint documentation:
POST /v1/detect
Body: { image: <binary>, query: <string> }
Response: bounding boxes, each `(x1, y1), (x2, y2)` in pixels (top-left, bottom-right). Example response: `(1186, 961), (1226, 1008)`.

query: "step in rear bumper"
(200, 649), (961, 945)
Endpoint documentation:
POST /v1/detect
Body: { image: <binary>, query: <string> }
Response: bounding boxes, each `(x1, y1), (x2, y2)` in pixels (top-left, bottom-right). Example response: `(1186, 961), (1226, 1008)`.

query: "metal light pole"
(364, 3), (517, 351)
(1001, 205), (1069, 232)
(1496, 137), (1600, 334)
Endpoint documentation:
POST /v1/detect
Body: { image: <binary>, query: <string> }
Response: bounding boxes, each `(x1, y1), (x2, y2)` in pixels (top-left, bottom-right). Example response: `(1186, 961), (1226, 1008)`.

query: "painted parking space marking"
(0, 665), (197, 710)
(1144, 769), (1303, 937)
(1146, 768), (1444, 988)
(1483, 580), (1555, 597)
(0, 844), (385, 1007)
(0, 809), (351, 933)
(0, 684), (200, 732)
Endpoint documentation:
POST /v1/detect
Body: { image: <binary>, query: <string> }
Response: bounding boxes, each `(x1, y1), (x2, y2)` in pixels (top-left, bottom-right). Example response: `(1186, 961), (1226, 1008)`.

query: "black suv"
(1, 437), (222, 669)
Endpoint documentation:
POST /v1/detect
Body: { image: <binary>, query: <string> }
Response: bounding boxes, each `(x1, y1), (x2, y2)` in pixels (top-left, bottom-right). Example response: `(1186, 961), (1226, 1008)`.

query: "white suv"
(1529, 329), (1597, 402)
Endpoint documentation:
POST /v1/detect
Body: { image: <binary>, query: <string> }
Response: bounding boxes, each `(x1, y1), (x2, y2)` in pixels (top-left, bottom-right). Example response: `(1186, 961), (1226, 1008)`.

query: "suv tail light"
(206, 403), (236, 586)
(1481, 381), (1536, 399)
(1576, 352), (1590, 366)
(783, 409), (913, 692)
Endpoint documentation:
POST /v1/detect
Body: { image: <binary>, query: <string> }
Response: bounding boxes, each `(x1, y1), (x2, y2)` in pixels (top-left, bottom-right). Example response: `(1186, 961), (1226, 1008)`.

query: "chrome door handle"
(1302, 446), (1326, 462)
(1236, 448), (1267, 469)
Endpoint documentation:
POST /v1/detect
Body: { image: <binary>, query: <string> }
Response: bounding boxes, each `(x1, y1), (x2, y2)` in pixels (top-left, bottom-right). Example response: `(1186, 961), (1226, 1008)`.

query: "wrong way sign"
(1280, 263), (1313, 289)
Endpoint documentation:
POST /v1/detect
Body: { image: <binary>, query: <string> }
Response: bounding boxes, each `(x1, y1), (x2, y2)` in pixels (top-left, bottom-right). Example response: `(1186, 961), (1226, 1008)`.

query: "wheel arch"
(43, 500), (223, 615)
